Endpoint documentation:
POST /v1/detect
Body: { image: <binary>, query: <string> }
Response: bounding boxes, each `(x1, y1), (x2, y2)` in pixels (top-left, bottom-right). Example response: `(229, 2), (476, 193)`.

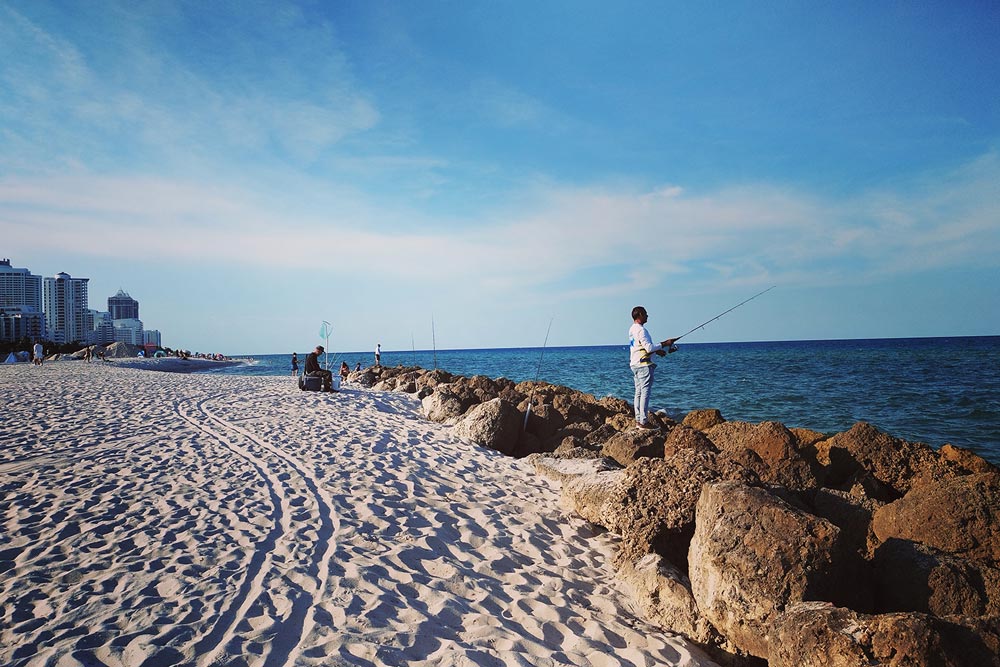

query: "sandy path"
(0, 363), (718, 667)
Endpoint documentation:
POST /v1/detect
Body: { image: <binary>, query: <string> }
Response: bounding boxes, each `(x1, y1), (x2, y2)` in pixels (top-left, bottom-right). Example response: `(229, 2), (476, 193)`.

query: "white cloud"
(2, 150), (997, 301)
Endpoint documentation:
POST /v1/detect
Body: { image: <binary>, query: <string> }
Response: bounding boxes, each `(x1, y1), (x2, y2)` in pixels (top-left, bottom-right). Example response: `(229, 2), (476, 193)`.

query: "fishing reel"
(655, 344), (679, 356)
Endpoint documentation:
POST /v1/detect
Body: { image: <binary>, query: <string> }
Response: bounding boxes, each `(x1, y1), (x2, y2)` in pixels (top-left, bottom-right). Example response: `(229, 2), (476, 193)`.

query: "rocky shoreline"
(351, 364), (1000, 666)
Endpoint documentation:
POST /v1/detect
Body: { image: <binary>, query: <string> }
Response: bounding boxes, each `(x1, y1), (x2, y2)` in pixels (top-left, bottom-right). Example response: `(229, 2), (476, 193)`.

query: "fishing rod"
(524, 317), (554, 431)
(666, 286), (776, 352)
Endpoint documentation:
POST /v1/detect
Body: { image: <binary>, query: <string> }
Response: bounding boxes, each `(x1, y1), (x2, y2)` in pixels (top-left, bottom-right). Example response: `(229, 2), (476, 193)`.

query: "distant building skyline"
(0, 257), (165, 348)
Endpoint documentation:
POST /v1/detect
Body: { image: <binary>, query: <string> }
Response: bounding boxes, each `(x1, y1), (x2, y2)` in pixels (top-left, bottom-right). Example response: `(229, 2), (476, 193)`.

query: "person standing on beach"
(305, 346), (334, 392)
(375, 343), (381, 368)
(628, 306), (677, 429)
(32, 341), (43, 366)
(291, 352), (299, 377)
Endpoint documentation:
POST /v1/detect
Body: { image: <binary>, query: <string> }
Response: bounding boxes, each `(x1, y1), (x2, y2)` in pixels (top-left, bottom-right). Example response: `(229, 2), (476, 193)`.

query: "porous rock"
(872, 471), (1000, 562)
(451, 398), (522, 456)
(617, 553), (718, 646)
(522, 402), (566, 442)
(705, 420), (818, 490)
(663, 424), (717, 458)
(873, 538), (1000, 616)
(530, 455), (621, 486)
(689, 481), (844, 659)
(421, 386), (466, 422)
(560, 469), (626, 528)
(816, 421), (946, 496)
(939, 443), (998, 474)
(682, 409), (725, 432)
(604, 452), (759, 569)
(812, 486), (884, 559)
(601, 428), (666, 467)
(769, 601), (1000, 667)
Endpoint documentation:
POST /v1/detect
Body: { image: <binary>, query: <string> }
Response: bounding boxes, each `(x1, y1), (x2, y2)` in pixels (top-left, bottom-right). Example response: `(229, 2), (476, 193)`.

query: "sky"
(1, 1), (998, 354)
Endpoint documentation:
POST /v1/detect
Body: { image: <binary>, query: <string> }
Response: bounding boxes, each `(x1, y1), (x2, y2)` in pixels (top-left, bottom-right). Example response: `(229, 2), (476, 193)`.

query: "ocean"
(214, 336), (1000, 465)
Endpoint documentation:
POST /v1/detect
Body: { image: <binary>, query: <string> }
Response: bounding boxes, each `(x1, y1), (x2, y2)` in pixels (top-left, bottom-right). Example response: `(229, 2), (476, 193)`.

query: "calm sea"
(215, 337), (1000, 464)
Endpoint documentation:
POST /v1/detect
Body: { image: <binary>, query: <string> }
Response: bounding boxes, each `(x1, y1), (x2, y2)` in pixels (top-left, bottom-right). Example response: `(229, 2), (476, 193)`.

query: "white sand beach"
(0, 363), (718, 667)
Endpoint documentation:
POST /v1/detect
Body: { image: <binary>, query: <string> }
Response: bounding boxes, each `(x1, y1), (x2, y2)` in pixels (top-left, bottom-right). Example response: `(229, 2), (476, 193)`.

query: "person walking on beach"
(628, 306), (677, 429)
(32, 341), (43, 366)
(305, 346), (334, 392)
(291, 352), (299, 377)
(375, 343), (381, 368)
(84, 346), (92, 363)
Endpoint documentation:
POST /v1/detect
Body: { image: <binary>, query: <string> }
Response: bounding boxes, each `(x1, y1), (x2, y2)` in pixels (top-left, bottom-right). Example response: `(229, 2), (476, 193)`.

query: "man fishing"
(629, 306), (677, 429)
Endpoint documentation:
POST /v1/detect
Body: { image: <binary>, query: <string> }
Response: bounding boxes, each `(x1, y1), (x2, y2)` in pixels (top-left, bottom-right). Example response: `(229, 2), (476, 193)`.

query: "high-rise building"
(88, 310), (116, 345)
(143, 329), (162, 347)
(0, 307), (45, 342)
(113, 318), (144, 345)
(0, 258), (44, 342)
(43, 272), (90, 344)
(0, 258), (42, 311)
(108, 289), (139, 320)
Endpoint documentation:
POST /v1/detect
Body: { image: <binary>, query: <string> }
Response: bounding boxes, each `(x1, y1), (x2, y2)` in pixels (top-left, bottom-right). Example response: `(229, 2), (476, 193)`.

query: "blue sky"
(1, 1), (998, 354)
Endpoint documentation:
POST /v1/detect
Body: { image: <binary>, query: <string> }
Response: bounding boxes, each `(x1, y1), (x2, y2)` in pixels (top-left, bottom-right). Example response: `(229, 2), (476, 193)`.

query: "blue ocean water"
(217, 337), (1000, 464)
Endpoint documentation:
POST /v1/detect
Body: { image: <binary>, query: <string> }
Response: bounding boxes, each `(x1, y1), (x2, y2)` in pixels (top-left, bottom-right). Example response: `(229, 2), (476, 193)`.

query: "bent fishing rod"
(662, 285), (776, 353)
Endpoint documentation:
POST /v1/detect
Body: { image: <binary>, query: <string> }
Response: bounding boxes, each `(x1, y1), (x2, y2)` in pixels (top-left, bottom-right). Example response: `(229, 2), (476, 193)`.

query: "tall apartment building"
(0, 258), (45, 342)
(113, 318), (144, 345)
(88, 310), (117, 345)
(43, 272), (90, 344)
(108, 289), (139, 320)
(143, 329), (162, 347)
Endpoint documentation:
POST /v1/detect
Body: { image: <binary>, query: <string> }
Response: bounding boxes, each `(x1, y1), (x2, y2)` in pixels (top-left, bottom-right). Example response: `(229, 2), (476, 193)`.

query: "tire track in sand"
(174, 391), (340, 667)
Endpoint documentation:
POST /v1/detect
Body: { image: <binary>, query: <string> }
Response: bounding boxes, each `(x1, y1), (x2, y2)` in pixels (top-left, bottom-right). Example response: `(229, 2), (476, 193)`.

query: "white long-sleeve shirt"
(629, 322), (662, 367)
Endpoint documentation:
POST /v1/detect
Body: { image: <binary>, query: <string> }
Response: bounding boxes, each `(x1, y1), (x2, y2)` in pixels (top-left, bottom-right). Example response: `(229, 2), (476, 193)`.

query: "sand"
(0, 362), (718, 667)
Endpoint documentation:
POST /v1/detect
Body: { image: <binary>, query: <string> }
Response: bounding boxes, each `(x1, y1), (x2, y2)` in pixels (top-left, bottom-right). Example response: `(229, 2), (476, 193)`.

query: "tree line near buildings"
(0, 337), (177, 359)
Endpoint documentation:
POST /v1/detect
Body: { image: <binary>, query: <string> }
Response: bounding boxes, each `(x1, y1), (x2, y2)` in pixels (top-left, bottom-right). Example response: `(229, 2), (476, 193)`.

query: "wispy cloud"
(0, 2), (379, 172)
(3, 150), (997, 300)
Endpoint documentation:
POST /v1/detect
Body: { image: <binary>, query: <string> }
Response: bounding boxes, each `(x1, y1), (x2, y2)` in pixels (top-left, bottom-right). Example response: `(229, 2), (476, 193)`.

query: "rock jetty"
(351, 364), (1000, 666)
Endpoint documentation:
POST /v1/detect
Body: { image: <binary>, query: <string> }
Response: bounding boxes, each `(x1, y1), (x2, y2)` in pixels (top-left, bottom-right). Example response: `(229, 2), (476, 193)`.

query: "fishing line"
(524, 317), (554, 431)
(672, 286), (776, 346)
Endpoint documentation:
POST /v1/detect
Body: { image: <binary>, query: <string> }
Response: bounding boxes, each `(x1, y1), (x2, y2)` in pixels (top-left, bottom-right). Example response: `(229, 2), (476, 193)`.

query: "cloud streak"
(2, 150), (997, 300)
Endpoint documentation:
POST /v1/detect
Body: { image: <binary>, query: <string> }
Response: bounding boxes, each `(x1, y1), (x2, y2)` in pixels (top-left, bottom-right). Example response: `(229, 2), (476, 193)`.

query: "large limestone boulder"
(349, 367), (377, 387)
(617, 553), (718, 646)
(689, 481), (845, 659)
(601, 429), (666, 467)
(872, 472), (1000, 562)
(421, 386), (466, 422)
(414, 368), (454, 391)
(522, 403), (566, 442)
(816, 422), (946, 496)
(530, 455), (621, 486)
(452, 398), (522, 456)
(560, 470), (626, 528)
(705, 420), (818, 490)
(769, 601), (1000, 667)
(873, 538), (1000, 616)
(605, 453), (759, 569)
(681, 408), (725, 432)
(662, 425), (717, 458)
(812, 487), (885, 559)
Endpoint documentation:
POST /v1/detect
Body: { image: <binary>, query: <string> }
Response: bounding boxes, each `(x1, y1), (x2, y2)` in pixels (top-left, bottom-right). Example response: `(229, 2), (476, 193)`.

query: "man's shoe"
(637, 422), (658, 430)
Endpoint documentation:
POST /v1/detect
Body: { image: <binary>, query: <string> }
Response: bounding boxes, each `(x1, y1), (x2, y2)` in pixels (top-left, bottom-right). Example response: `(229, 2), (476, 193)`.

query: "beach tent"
(4, 352), (18, 364)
